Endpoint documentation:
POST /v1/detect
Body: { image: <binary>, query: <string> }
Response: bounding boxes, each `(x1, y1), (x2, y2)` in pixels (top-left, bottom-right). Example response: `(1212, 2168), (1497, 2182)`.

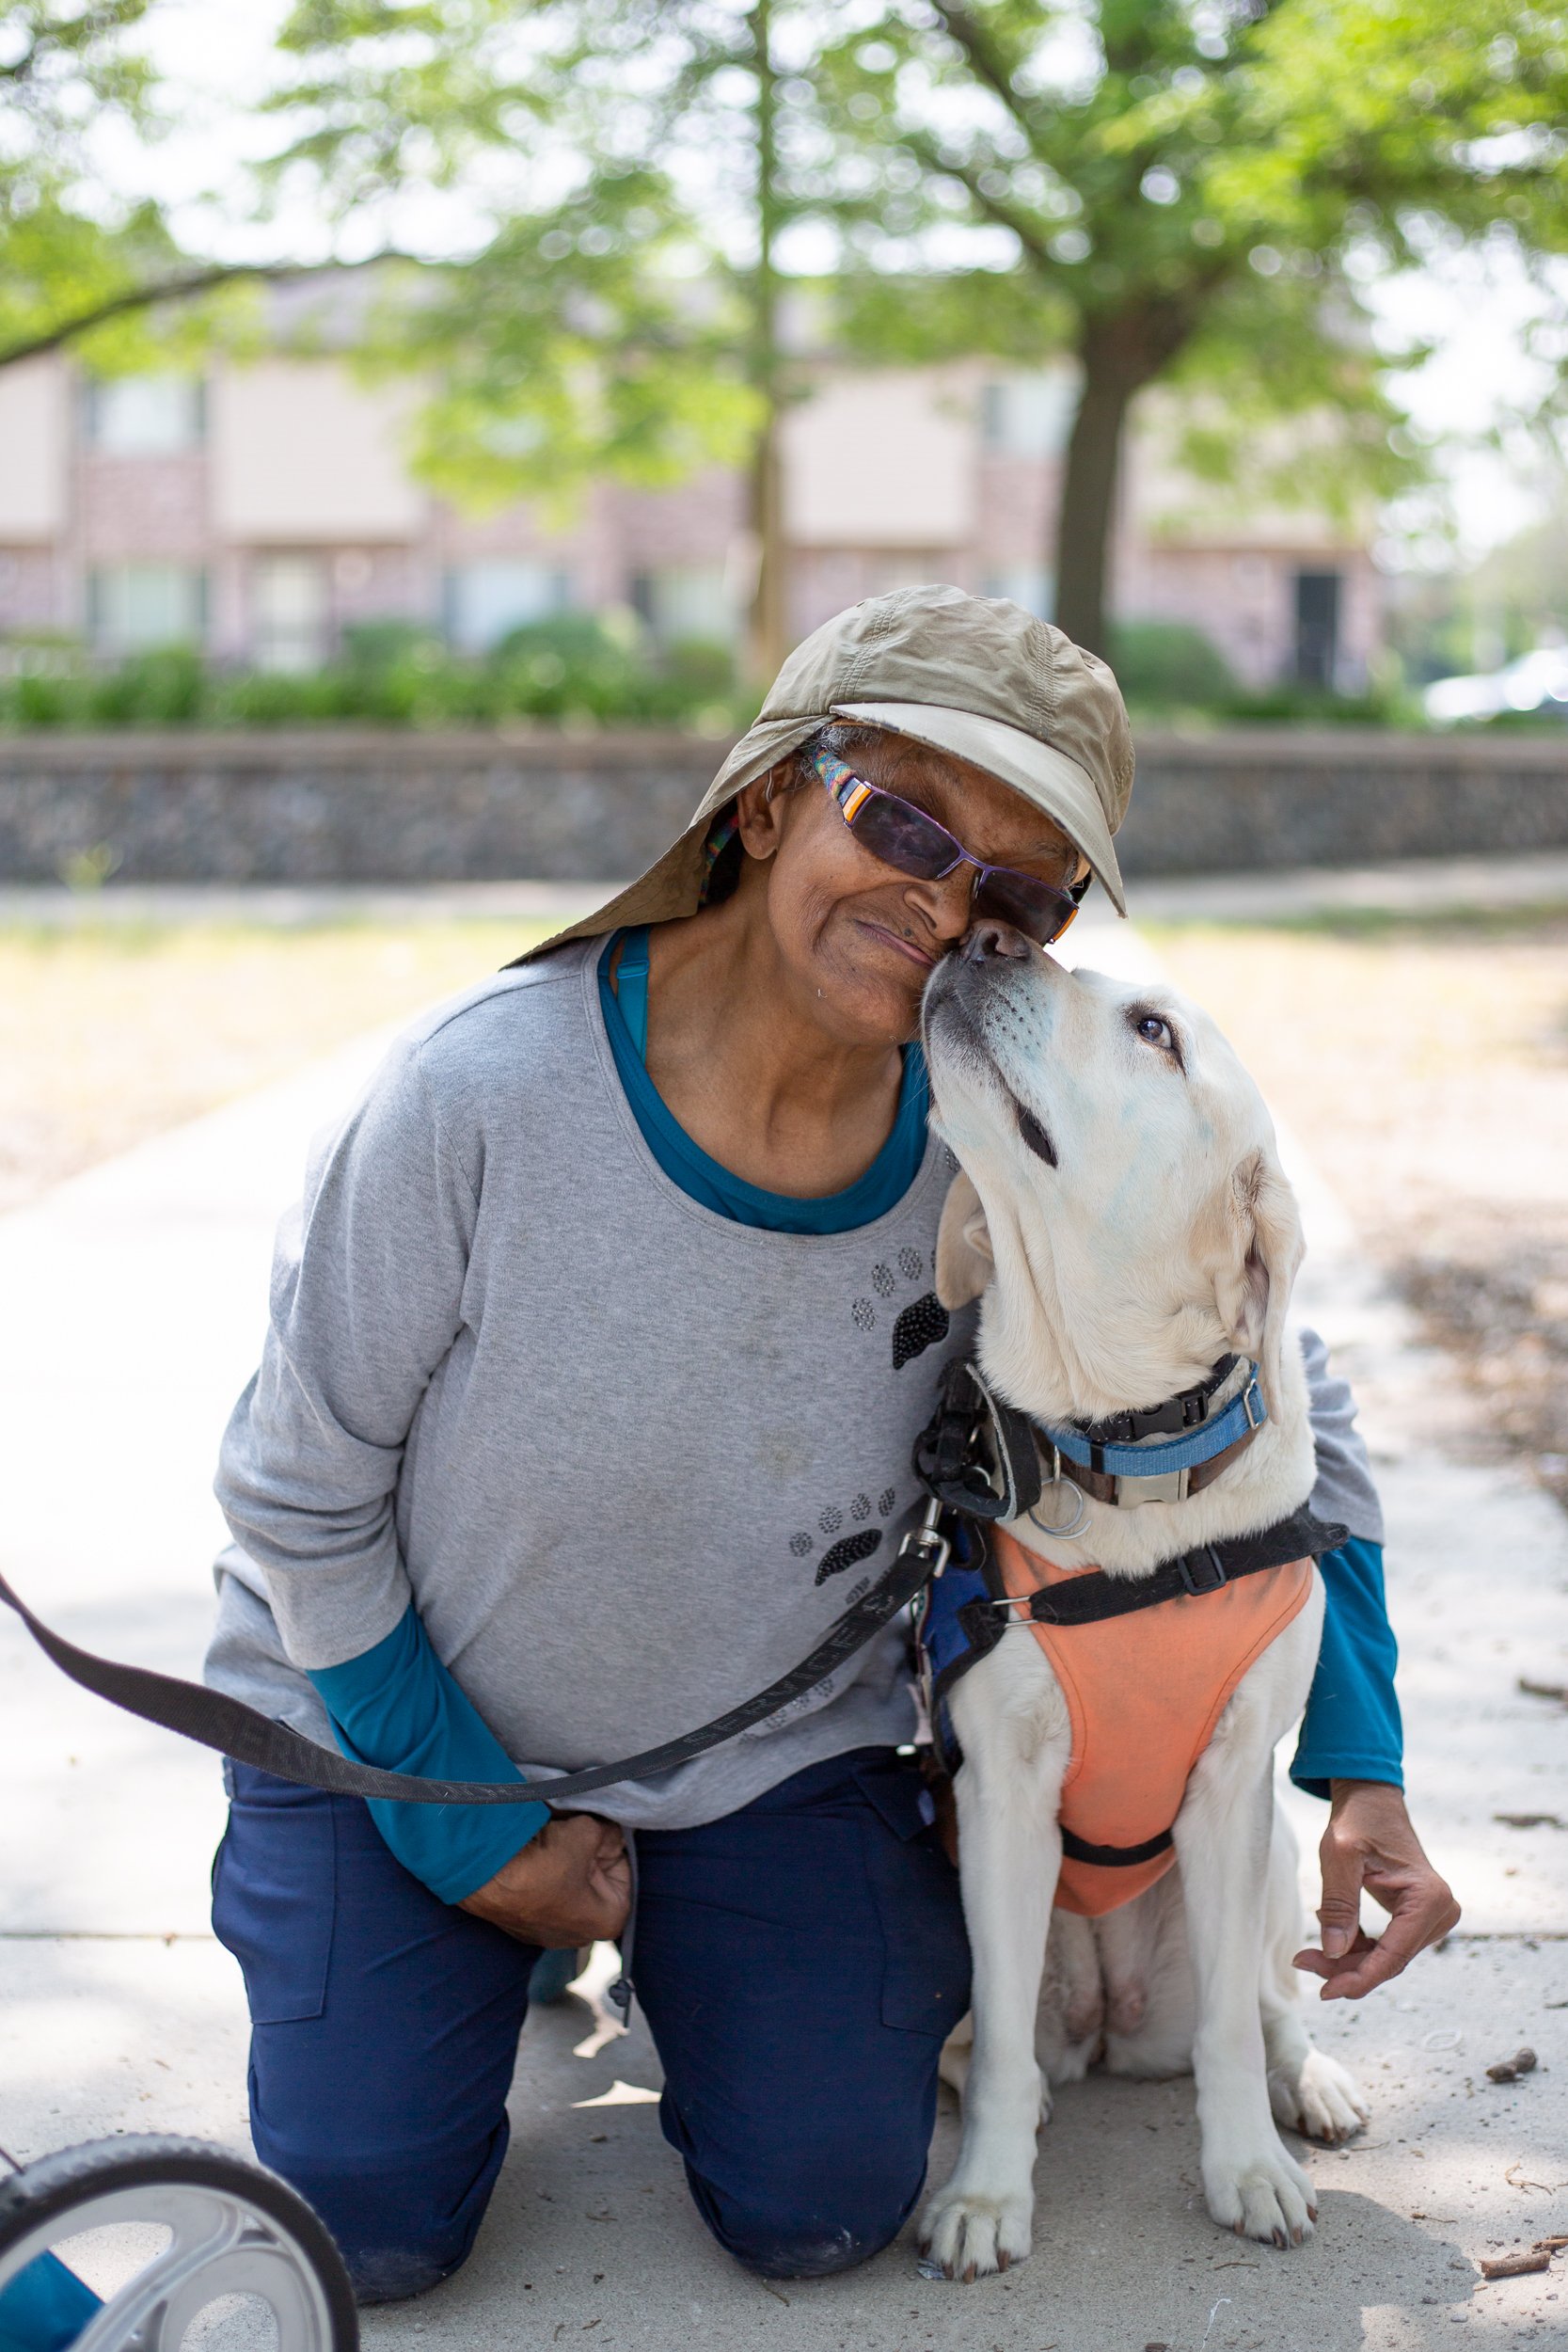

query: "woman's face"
(734, 728), (1085, 1049)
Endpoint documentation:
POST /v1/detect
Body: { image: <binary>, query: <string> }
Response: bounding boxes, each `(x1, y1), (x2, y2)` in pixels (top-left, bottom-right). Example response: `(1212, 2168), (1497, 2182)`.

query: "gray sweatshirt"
(206, 939), (1383, 1831)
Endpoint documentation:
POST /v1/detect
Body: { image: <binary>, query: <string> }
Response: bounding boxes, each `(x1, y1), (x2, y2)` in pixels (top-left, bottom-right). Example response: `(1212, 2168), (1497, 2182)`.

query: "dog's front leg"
(1174, 1730), (1317, 2249)
(921, 1645), (1069, 2282)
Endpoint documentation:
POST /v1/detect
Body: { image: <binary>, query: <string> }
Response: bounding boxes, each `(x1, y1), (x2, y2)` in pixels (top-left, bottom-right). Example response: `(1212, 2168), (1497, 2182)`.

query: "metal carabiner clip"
(901, 1495), (953, 1580)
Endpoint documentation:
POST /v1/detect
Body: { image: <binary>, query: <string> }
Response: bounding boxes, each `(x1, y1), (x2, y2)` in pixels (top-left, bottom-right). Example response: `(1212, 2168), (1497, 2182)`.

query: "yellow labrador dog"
(917, 920), (1367, 2283)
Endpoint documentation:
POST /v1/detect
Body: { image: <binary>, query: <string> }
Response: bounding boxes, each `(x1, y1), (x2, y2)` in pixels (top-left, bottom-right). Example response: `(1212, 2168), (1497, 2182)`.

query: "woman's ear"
(1213, 1147), (1304, 1414)
(734, 765), (793, 861)
(935, 1169), (994, 1309)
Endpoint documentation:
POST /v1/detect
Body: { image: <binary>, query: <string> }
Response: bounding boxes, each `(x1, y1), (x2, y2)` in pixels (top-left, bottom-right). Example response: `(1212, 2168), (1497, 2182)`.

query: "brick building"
(0, 337), (1381, 690)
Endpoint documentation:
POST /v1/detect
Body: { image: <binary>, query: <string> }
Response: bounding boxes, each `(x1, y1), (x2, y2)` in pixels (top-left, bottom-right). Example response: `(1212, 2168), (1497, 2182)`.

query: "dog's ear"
(935, 1169), (994, 1309)
(1214, 1147), (1303, 1413)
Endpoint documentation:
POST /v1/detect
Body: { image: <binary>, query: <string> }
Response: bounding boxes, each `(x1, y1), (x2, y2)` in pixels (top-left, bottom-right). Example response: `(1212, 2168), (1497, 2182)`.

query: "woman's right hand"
(459, 1810), (631, 1947)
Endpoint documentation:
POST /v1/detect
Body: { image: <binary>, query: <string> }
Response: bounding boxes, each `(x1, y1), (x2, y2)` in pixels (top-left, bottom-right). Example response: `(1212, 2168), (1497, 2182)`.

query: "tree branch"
(926, 0), (1053, 162)
(0, 249), (422, 370)
(903, 127), (1062, 280)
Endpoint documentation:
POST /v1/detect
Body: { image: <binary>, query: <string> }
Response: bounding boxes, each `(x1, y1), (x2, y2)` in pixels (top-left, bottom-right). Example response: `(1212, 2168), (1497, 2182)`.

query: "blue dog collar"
(1041, 1363), (1266, 1492)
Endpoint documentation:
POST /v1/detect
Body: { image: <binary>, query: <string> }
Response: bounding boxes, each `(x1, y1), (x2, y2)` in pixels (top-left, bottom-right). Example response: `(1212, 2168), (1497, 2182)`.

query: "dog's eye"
(1132, 1010), (1175, 1052)
(1017, 1103), (1057, 1166)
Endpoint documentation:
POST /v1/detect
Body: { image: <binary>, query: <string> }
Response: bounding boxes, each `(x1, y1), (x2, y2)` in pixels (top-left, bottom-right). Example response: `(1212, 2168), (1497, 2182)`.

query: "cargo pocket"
(212, 1779), (338, 2026)
(849, 1756), (971, 2039)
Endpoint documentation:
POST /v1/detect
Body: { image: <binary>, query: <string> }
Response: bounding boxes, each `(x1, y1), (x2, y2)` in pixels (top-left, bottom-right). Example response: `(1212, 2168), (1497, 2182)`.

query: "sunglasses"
(811, 748), (1087, 947)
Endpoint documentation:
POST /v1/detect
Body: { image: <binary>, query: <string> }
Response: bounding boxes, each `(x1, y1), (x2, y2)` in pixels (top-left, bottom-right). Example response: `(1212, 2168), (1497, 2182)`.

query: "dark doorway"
(1293, 569), (1341, 690)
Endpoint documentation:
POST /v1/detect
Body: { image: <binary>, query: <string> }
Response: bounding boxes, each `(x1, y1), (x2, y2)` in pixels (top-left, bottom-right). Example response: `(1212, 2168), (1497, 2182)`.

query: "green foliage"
(0, 619), (755, 733)
(1110, 619), (1237, 711)
(8, 0), (1568, 688)
(1216, 681), (1428, 727)
(0, 2), (196, 370)
(1109, 618), (1428, 723)
(358, 182), (762, 516)
(816, 0), (1568, 644)
(0, 608), (1461, 729)
(823, 0), (1568, 333)
(829, 261), (1071, 370)
(265, 1), (773, 519)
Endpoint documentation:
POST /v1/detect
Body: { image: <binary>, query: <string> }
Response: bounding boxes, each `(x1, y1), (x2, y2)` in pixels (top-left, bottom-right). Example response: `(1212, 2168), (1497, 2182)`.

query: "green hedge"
(1110, 619), (1426, 726)
(0, 617), (757, 734)
(3, 613), (1555, 734)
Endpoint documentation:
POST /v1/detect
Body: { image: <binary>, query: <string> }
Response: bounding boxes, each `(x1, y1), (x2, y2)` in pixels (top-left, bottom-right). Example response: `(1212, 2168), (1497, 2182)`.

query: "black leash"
(0, 1359), (1339, 1816)
(0, 1514), (950, 1808)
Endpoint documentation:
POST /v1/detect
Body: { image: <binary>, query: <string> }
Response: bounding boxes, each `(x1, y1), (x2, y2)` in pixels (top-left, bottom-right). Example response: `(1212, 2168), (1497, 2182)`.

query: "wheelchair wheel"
(0, 2137), (357, 2352)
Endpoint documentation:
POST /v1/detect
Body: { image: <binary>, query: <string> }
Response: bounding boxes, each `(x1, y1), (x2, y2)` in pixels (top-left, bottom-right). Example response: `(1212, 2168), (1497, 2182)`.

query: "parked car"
(1424, 644), (1568, 723)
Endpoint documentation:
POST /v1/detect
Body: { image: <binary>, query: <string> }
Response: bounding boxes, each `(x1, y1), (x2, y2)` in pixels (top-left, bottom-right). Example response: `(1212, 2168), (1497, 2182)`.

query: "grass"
(0, 916), (557, 1214)
(1149, 900), (1568, 944)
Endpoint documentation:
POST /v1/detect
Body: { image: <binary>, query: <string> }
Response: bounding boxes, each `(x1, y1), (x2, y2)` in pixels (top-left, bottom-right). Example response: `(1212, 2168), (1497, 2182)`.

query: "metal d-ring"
(1026, 1456), (1091, 1542)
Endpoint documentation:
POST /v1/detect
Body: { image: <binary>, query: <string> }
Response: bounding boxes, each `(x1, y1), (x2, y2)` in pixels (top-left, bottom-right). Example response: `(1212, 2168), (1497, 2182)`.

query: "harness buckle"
(1177, 1545), (1227, 1597)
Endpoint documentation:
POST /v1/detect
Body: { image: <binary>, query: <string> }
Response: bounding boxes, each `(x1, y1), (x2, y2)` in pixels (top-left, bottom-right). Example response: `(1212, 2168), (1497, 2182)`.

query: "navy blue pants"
(213, 1750), (969, 2301)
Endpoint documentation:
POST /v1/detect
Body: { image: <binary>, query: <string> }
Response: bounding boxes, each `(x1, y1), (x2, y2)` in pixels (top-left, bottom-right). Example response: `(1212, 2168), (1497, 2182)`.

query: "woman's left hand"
(461, 1810), (632, 1948)
(1293, 1778), (1461, 2000)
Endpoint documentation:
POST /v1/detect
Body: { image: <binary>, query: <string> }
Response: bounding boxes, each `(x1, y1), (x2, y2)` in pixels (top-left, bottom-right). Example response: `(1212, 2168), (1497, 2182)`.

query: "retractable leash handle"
(0, 1517), (950, 1809)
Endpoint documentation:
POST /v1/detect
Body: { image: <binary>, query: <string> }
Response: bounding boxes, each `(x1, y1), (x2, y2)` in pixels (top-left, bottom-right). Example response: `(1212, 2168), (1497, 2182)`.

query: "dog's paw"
(1202, 2138), (1317, 2249)
(919, 2181), (1033, 2281)
(1270, 2048), (1370, 2147)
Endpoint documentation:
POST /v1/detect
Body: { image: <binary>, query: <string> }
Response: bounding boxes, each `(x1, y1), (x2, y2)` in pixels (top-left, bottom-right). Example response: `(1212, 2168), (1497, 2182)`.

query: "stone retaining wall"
(1, 725), (1564, 886)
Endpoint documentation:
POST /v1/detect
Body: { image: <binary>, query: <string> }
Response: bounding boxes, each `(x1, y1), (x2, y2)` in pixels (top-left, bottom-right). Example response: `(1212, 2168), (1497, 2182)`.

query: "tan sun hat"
(522, 582), (1134, 961)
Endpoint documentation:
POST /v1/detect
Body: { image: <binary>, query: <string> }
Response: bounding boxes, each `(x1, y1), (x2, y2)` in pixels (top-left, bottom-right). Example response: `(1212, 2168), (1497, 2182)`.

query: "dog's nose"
(959, 918), (1032, 965)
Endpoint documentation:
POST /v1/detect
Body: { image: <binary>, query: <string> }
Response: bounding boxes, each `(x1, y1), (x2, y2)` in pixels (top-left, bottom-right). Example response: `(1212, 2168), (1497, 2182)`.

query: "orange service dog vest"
(989, 1526), (1314, 1918)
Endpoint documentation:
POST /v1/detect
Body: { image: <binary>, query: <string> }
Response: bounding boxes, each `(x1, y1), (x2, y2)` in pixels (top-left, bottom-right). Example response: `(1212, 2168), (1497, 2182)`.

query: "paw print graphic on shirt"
(850, 1247), (950, 1369)
(788, 1484), (902, 1574)
(816, 1528), (882, 1586)
(892, 1293), (950, 1369)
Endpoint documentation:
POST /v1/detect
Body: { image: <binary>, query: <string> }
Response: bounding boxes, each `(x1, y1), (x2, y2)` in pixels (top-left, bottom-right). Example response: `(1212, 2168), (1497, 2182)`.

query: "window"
(83, 375), (205, 455)
(444, 561), (569, 652)
(626, 564), (737, 644)
(87, 564), (206, 652)
(979, 375), (1077, 459)
(1293, 569), (1340, 690)
(982, 565), (1054, 620)
(251, 556), (327, 672)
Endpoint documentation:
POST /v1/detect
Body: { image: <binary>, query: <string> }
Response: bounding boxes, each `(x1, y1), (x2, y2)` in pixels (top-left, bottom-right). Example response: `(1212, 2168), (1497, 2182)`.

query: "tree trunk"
(749, 408), (788, 683)
(744, 0), (790, 686)
(1051, 321), (1143, 660)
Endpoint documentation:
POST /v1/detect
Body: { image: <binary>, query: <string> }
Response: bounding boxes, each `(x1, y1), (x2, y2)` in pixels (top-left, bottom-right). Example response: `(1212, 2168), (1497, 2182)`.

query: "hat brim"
(515, 697), (1125, 964)
(832, 701), (1126, 914)
(513, 716), (825, 962)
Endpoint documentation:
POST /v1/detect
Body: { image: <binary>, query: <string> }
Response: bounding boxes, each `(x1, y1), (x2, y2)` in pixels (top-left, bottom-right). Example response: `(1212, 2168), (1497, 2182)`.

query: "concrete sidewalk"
(2, 910), (1565, 2351)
